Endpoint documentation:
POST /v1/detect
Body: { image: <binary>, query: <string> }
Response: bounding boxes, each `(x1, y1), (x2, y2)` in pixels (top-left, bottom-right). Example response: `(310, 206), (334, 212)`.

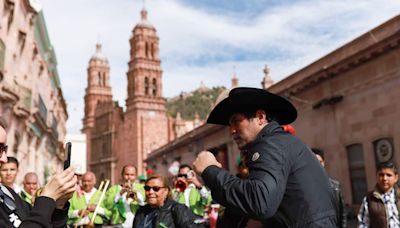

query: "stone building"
(83, 8), (195, 184)
(0, 1), (68, 184)
(145, 14), (400, 213)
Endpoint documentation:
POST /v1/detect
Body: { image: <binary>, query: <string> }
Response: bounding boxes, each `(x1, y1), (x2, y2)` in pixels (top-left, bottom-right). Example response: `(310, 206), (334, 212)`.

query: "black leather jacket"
(0, 185), (69, 228)
(329, 177), (347, 228)
(202, 121), (337, 227)
(132, 198), (204, 228)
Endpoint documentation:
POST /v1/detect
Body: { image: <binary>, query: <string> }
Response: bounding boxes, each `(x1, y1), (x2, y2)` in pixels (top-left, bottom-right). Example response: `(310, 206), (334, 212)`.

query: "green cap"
(138, 175), (147, 181)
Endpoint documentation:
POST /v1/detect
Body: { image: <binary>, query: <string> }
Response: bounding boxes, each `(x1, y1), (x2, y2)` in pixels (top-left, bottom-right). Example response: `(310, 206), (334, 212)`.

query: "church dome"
(90, 43), (108, 63)
(135, 8), (154, 29)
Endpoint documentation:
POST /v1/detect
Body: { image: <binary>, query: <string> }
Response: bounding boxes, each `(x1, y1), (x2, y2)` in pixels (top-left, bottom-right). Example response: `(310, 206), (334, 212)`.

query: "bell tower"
(126, 8), (163, 105)
(261, 64), (274, 89)
(123, 7), (169, 175)
(82, 43), (112, 166)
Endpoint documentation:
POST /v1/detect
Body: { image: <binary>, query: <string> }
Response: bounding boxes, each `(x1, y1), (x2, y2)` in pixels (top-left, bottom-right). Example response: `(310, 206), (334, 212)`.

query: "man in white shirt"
(173, 164), (211, 218)
(68, 171), (110, 227)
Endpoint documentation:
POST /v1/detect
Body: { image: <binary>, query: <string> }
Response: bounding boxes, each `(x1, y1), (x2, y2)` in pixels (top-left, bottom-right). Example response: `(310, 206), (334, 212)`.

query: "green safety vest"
(67, 189), (111, 225)
(174, 185), (212, 217)
(104, 183), (145, 225)
(19, 190), (33, 205)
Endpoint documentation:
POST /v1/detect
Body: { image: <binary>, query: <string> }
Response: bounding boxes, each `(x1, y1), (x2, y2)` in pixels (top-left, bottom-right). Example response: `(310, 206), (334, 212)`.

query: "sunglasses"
(144, 185), (164, 192)
(177, 174), (187, 178)
(0, 143), (7, 155)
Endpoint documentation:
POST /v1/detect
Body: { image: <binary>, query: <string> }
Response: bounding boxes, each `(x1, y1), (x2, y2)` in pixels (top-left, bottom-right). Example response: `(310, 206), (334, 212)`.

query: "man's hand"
(87, 204), (97, 212)
(193, 151), (222, 175)
(78, 209), (89, 217)
(187, 171), (203, 188)
(40, 167), (77, 207)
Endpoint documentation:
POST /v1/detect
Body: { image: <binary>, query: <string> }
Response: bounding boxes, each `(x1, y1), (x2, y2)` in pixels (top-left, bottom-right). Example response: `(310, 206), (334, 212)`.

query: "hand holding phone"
(64, 142), (72, 170)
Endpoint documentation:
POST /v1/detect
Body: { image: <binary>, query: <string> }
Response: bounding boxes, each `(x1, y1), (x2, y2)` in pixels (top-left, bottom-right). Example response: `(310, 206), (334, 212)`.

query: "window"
(0, 39), (5, 71)
(103, 72), (106, 86)
(4, 1), (15, 30)
(98, 72), (102, 86)
(52, 115), (58, 140)
(144, 77), (149, 95)
(38, 95), (47, 123)
(347, 144), (368, 204)
(13, 133), (20, 154)
(150, 43), (154, 59)
(38, 64), (44, 77)
(152, 78), (157, 96)
(18, 31), (26, 54)
(32, 47), (38, 60)
(145, 42), (149, 58)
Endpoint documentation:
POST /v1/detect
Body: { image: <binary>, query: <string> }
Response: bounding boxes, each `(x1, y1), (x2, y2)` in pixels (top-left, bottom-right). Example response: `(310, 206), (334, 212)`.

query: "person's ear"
(256, 110), (267, 125)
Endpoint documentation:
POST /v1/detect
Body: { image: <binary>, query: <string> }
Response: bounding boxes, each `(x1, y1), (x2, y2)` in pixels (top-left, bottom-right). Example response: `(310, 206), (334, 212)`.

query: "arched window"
(145, 42), (150, 58)
(145, 77), (149, 95)
(98, 72), (102, 85)
(103, 72), (106, 86)
(150, 43), (155, 59)
(152, 78), (157, 96)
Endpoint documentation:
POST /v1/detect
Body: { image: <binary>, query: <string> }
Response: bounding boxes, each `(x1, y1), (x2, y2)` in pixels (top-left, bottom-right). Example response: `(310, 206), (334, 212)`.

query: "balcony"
(0, 80), (19, 103)
(13, 85), (32, 118)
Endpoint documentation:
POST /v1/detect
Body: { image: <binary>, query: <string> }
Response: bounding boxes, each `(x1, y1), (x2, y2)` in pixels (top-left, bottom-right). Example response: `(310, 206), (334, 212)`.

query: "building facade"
(0, 0), (68, 184)
(83, 8), (177, 184)
(146, 14), (400, 213)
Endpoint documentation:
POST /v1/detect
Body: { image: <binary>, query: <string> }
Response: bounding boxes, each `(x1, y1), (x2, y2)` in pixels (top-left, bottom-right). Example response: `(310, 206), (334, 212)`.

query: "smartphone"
(64, 142), (72, 170)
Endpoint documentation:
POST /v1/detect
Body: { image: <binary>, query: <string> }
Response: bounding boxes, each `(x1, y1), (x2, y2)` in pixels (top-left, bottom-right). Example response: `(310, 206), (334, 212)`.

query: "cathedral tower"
(122, 7), (170, 174)
(82, 43), (112, 165)
(261, 64), (274, 89)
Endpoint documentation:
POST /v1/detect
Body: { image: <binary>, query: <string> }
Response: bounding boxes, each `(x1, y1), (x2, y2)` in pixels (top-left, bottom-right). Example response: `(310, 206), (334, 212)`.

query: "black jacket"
(202, 121), (337, 227)
(0, 185), (69, 227)
(329, 177), (346, 228)
(132, 198), (204, 228)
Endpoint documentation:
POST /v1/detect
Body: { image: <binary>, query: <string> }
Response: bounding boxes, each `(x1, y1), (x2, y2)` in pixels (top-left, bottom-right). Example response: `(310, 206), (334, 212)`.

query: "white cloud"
(39, 0), (400, 133)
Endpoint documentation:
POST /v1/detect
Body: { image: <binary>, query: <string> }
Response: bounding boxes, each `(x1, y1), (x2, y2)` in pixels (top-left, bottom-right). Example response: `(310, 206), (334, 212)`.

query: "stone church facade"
(83, 8), (176, 184)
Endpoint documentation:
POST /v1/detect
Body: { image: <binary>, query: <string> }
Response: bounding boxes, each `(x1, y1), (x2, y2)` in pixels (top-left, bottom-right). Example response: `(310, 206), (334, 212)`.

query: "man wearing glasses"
(173, 164), (212, 218)
(0, 123), (77, 227)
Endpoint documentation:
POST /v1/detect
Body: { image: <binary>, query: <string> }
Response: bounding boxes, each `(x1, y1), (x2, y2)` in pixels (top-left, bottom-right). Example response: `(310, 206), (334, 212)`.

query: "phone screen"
(64, 142), (72, 170)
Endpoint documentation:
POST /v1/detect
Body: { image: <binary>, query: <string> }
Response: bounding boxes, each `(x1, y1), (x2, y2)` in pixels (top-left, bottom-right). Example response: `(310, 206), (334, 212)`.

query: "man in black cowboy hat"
(193, 87), (336, 227)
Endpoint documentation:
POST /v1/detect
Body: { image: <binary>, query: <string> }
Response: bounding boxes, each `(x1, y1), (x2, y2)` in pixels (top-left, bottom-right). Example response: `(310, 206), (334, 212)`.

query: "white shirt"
(358, 188), (400, 228)
(183, 183), (209, 207)
(71, 187), (105, 224)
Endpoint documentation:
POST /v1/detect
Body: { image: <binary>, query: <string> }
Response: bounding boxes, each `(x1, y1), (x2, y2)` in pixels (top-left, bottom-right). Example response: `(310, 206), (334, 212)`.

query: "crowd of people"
(0, 87), (399, 227)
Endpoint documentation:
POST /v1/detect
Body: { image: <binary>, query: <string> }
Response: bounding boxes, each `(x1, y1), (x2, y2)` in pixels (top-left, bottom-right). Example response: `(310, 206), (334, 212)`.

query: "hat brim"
(207, 87), (297, 125)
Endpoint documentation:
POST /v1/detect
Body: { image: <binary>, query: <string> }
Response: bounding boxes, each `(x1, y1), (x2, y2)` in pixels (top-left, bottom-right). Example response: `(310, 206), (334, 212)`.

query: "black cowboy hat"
(207, 87), (297, 125)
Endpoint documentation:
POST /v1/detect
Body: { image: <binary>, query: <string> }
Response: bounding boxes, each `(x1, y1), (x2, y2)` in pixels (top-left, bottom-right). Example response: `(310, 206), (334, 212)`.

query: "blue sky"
(38, 0), (400, 134)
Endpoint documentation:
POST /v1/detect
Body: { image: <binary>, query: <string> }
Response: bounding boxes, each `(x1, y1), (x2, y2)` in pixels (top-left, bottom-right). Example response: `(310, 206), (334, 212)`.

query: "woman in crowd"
(132, 175), (203, 228)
